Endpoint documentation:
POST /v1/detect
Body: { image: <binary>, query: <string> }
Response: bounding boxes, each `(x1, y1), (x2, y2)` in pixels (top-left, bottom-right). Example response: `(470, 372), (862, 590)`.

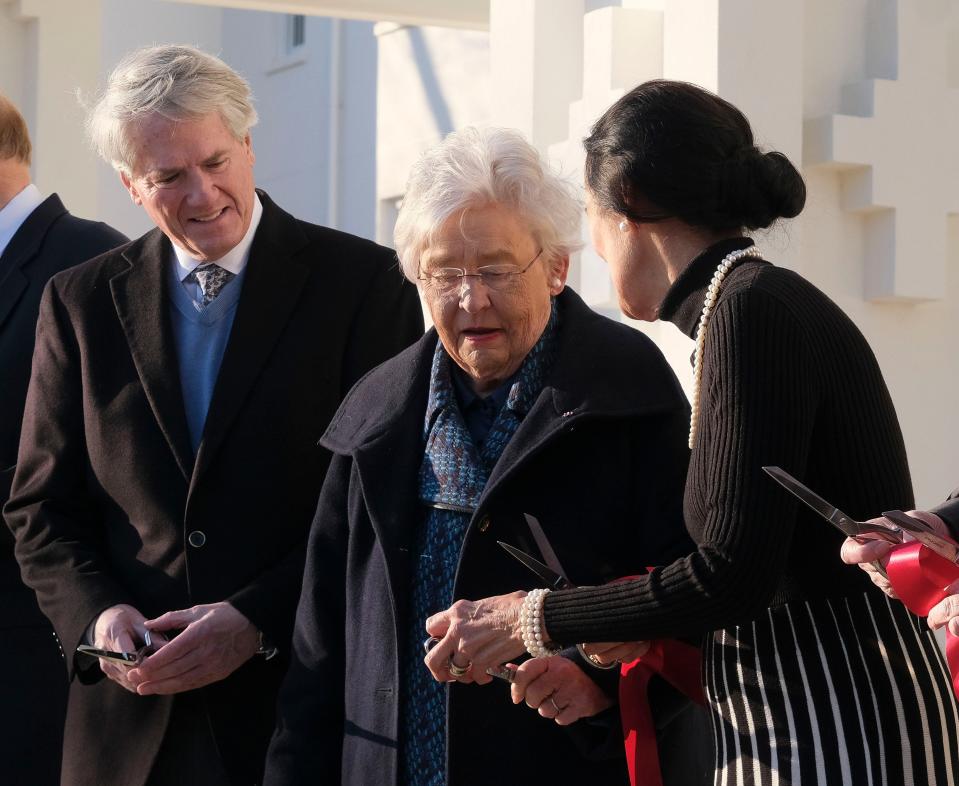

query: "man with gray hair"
(5, 45), (422, 786)
(0, 92), (125, 786)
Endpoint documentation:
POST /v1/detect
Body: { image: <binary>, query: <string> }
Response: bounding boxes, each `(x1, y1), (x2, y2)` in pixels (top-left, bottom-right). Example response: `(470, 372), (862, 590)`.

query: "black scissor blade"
(763, 466), (858, 536)
(497, 540), (571, 590)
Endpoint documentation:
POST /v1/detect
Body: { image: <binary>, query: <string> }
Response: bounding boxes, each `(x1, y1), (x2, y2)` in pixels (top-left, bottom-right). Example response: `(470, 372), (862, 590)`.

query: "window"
(288, 14), (306, 52)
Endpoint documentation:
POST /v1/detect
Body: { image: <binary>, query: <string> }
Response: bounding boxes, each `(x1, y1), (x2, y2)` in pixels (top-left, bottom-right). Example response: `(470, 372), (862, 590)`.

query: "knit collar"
(658, 236), (755, 339)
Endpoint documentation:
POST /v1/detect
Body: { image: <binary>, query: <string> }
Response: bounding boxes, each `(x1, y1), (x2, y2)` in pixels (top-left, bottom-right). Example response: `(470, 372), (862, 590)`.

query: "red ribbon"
(884, 541), (959, 700)
(619, 639), (704, 786)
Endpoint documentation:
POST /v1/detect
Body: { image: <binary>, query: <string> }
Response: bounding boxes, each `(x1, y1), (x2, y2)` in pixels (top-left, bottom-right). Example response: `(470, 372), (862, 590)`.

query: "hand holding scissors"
(764, 466), (959, 595)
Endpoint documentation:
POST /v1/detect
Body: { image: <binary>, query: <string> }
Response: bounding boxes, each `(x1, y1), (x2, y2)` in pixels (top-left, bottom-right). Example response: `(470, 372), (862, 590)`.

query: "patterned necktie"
(191, 263), (235, 306)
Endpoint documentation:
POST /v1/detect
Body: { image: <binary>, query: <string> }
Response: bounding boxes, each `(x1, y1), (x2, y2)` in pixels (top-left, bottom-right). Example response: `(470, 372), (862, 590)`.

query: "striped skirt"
(704, 592), (959, 785)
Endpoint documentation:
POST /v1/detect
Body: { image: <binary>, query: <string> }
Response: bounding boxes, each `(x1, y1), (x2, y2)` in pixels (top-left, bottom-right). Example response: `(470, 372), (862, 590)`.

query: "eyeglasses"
(417, 249), (544, 296)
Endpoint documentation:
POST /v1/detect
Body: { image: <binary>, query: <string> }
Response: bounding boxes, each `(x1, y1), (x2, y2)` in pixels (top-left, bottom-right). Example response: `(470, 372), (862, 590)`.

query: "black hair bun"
(584, 80), (806, 232)
(743, 150), (806, 230)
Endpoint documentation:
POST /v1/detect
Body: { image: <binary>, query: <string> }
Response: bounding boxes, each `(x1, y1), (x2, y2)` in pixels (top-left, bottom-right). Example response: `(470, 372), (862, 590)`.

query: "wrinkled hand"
(840, 510), (951, 599)
(578, 640), (650, 667)
(927, 583), (959, 636)
(129, 602), (259, 695)
(510, 656), (613, 726)
(424, 592), (527, 685)
(92, 603), (154, 693)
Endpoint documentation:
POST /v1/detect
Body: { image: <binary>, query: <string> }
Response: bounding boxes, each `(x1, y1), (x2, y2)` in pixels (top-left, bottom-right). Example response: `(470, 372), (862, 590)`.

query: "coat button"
(477, 516), (491, 533)
(187, 530), (207, 548)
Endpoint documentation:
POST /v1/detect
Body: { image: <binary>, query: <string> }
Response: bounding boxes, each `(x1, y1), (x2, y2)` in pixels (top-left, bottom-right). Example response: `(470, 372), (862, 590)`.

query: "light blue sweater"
(167, 262), (246, 454)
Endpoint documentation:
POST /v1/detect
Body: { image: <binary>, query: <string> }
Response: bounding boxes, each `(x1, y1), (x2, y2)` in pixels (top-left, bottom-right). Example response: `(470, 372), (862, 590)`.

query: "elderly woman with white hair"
(264, 127), (710, 786)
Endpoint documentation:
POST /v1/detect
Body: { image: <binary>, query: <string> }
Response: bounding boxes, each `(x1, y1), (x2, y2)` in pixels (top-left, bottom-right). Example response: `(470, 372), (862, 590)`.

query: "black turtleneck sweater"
(544, 238), (913, 643)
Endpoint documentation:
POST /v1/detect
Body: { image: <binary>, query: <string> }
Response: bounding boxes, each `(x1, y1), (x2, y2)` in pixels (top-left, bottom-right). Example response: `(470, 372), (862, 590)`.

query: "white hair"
(394, 126), (583, 282)
(86, 44), (258, 174)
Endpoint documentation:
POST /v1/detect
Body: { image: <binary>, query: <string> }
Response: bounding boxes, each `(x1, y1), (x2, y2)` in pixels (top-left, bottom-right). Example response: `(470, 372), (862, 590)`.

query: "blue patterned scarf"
(400, 303), (558, 786)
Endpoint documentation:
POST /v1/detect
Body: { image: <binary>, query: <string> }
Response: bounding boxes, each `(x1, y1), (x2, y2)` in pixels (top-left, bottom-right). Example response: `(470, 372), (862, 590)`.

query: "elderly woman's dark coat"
(263, 289), (708, 786)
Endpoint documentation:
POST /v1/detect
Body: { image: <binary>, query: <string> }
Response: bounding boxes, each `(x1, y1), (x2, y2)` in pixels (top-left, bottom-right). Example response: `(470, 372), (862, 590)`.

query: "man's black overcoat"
(5, 191), (423, 786)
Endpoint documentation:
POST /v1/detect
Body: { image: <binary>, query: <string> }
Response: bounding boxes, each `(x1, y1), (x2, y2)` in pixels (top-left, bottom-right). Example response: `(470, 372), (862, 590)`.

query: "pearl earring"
(618, 220), (628, 232)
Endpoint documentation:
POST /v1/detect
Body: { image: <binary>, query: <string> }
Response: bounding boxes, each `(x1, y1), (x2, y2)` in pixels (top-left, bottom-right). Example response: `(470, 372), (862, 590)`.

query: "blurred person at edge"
(418, 80), (959, 785)
(842, 490), (959, 633)
(4, 45), (422, 786)
(263, 126), (712, 786)
(0, 93), (126, 786)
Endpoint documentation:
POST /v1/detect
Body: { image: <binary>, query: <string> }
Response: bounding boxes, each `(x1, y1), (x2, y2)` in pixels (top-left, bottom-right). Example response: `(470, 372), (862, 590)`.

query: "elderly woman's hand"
(840, 510), (953, 600)
(926, 581), (959, 636)
(424, 591), (527, 684)
(510, 656), (613, 726)
(578, 640), (651, 667)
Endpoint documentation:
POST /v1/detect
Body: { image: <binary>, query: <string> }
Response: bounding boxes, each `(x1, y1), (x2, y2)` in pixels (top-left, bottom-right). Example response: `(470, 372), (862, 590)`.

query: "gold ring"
(448, 658), (471, 677)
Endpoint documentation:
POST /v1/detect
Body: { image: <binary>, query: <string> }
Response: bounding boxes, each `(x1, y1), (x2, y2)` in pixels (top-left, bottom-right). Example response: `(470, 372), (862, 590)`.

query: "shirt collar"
(172, 192), (263, 282)
(451, 364), (516, 413)
(0, 184), (44, 258)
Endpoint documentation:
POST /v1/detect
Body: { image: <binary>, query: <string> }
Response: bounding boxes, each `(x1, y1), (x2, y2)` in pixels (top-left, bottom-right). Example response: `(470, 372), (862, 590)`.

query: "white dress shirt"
(172, 193), (264, 305)
(0, 184), (44, 259)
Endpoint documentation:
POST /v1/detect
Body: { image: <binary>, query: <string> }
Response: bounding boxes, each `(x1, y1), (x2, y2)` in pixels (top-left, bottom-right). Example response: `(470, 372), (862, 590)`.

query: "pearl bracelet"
(520, 588), (561, 658)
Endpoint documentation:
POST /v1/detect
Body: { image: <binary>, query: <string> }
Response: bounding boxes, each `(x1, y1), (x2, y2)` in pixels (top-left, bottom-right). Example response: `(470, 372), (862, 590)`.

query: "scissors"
(497, 514), (574, 591)
(498, 513), (618, 669)
(763, 466), (908, 578)
(880, 509), (959, 566)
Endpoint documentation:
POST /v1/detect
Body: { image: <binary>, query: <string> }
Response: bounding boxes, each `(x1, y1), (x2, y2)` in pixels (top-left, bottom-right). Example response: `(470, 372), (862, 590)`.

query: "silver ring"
(550, 696), (566, 713)
(448, 657), (471, 677)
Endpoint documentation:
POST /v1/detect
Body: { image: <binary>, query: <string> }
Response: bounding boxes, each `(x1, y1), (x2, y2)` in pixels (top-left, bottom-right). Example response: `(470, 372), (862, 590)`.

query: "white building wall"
(220, 9), (379, 238)
(374, 22), (490, 245)
(96, 0), (225, 239)
(3, 0), (956, 507)
(373, 0), (959, 508)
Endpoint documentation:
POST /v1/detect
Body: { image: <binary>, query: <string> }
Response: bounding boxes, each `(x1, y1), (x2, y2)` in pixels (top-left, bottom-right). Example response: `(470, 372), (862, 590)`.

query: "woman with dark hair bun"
(425, 80), (959, 785)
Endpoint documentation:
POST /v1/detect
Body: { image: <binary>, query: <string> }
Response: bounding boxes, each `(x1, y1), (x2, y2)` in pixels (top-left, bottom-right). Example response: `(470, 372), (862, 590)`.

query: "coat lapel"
(323, 334), (434, 628)
(0, 194), (66, 331)
(110, 230), (194, 480)
(191, 195), (311, 484)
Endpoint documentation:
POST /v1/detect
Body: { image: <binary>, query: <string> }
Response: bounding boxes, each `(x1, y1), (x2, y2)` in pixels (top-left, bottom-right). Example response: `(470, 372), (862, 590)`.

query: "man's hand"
(128, 602), (259, 695)
(91, 603), (152, 693)
(510, 657), (613, 726)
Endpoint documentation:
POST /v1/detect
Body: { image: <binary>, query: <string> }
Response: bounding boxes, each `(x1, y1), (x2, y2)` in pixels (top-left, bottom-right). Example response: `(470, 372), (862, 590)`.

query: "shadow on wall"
(409, 27), (454, 138)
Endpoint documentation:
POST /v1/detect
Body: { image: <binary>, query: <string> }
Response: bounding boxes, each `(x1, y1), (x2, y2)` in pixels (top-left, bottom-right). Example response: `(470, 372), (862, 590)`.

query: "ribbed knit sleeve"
(547, 243), (920, 651)
(545, 281), (822, 642)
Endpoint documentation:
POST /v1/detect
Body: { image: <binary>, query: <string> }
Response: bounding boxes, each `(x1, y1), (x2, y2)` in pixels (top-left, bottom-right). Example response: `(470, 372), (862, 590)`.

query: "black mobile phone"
(75, 630), (154, 666)
(76, 645), (141, 666)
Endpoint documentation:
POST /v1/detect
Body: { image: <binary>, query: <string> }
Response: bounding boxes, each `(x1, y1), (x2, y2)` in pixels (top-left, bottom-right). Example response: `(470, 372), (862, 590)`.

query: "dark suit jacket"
(0, 193), (127, 623)
(0, 193), (125, 786)
(5, 191), (423, 786)
(264, 289), (712, 786)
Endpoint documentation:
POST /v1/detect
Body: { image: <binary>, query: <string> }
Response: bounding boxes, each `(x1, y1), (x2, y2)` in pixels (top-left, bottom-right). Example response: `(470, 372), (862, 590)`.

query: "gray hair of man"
(86, 44), (258, 175)
(394, 126), (583, 283)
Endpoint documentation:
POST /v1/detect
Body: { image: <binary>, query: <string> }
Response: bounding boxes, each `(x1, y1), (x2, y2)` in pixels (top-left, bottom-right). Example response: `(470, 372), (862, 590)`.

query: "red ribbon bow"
(884, 541), (959, 700)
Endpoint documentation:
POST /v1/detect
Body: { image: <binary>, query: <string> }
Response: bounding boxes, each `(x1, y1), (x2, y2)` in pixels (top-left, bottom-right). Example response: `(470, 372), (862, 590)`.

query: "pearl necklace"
(688, 246), (762, 449)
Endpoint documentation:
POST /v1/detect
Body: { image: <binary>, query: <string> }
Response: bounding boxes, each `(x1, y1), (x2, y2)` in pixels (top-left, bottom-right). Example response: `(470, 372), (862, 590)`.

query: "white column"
(489, 0), (585, 152)
(11, 0), (104, 219)
(664, 0), (805, 271)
